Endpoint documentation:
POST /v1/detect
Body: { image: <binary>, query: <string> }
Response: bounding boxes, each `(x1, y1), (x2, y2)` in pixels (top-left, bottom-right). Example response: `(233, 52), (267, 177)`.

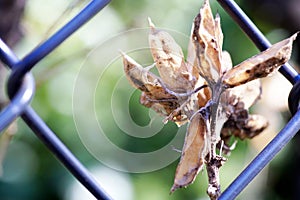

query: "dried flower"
(122, 0), (296, 199)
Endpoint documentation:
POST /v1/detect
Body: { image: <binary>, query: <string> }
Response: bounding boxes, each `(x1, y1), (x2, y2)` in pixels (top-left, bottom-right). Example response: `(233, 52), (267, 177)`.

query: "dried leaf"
(171, 113), (208, 192)
(222, 33), (298, 87)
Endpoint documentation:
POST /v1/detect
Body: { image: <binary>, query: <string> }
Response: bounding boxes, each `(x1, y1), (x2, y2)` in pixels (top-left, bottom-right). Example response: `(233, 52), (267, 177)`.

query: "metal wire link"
(289, 81), (300, 115)
(0, 0), (299, 199)
(217, 0), (300, 199)
(0, 0), (112, 199)
(7, 0), (111, 98)
(217, 0), (300, 84)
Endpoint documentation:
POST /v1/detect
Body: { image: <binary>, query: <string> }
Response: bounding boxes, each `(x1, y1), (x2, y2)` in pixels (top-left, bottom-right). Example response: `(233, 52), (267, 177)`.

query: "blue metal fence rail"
(0, 0), (299, 199)
(217, 0), (300, 199)
(0, 0), (112, 200)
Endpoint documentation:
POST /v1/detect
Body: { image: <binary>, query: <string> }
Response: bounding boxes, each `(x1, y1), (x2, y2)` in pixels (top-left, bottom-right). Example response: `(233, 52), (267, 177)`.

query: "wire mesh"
(0, 0), (299, 199)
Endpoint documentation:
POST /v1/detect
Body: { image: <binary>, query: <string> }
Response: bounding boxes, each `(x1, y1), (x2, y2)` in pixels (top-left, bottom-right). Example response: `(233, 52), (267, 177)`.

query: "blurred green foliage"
(0, 0), (296, 199)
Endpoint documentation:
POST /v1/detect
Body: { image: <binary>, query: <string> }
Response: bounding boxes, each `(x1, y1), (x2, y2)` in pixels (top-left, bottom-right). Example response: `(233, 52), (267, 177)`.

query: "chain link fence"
(0, 0), (299, 199)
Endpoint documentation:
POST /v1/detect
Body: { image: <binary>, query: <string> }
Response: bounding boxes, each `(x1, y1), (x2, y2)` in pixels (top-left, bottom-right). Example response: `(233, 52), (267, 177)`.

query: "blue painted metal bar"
(0, 74), (35, 132)
(22, 107), (112, 200)
(289, 80), (300, 115)
(216, 0), (300, 199)
(0, 1), (113, 199)
(219, 109), (300, 199)
(0, 38), (35, 132)
(8, 0), (111, 96)
(217, 0), (300, 84)
(0, 38), (19, 68)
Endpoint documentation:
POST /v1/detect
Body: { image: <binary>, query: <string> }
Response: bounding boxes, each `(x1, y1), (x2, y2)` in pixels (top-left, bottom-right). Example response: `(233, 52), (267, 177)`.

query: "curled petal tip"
(170, 184), (179, 194)
(292, 32), (299, 40)
(118, 49), (125, 56)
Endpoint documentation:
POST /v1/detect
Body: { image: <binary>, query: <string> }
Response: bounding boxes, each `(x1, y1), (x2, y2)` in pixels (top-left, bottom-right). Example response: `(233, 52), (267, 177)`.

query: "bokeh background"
(0, 0), (299, 199)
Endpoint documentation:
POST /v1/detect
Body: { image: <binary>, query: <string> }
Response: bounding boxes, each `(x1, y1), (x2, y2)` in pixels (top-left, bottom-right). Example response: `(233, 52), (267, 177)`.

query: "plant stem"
(205, 80), (226, 200)
(206, 155), (226, 199)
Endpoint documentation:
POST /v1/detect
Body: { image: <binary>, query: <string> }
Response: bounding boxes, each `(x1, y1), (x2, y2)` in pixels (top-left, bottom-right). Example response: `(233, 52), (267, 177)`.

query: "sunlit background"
(0, 0), (299, 199)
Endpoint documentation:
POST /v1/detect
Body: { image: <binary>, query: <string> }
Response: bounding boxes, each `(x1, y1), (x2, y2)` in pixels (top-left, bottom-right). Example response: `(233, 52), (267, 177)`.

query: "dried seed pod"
(222, 33), (298, 87)
(222, 79), (261, 111)
(221, 51), (232, 75)
(148, 18), (193, 92)
(192, 0), (223, 84)
(122, 53), (183, 119)
(221, 114), (268, 140)
(122, 53), (172, 97)
(171, 112), (208, 192)
(221, 79), (266, 141)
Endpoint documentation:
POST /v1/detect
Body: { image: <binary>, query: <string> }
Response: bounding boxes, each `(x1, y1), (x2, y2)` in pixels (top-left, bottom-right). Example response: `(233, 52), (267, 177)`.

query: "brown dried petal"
(221, 80), (264, 143)
(222, 33), (297, 87)
(214, 14), (223, 57)
(122, 53), (188, 122)
(221, 51), (232, 75)
(140, 92), (187, 124)
(222, 79), (261, 111)
(221, 114), (268, 140)
(122, 53), (174, 98)
(197, 85), (211, 108)
(171, 113), (208, 192)
(186, 33), (198, 78)
(243, 114), (269, 138)
(200, 0), (216, 37)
